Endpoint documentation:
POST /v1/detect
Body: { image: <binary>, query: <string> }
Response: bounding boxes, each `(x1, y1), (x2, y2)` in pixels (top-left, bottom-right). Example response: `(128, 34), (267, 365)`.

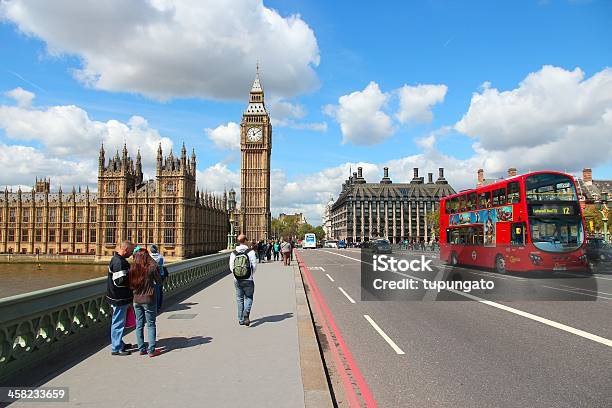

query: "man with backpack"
(229, 234), (257, 326)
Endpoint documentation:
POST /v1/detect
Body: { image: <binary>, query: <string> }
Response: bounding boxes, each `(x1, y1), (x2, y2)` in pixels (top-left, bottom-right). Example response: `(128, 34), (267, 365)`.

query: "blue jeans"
(234, 280), (255, 323)
(110, 304), (129, 352)
(134, 301), (157, 354)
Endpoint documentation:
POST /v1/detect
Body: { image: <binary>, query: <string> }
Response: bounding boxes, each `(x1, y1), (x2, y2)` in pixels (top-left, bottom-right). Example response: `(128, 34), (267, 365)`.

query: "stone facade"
(331, 167), (455, 244)
(0, 144), (228, 259)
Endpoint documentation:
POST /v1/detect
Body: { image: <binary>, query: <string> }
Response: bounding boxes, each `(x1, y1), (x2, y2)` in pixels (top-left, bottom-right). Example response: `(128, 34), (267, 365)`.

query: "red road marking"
(296, 250), (377, 408)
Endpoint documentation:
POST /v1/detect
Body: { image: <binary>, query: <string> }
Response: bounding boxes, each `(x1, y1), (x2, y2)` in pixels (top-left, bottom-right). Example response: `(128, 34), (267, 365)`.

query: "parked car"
(324, 240), (338, 248)
(337, 239), (347, 249)
(361, 239), (392, 254)
(585, 237), (612, 272)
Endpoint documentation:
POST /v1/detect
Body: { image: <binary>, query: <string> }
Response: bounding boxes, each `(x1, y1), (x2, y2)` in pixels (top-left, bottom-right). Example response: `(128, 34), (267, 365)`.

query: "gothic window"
(22, 210), (29, 223)
(9, 208), (15, 222)
(76, 229), (83, 243)
(63, 208), (70, 222)
(90, 209), (97, 222)
(105, 206), (115, 222)
(107, 182), (117, 194)
(164, 205), (174, 222)
(164, 228), (175, 244)
(137, 230), (143, 244)
(49, 208), (56, 223)
(49, 229), (55, 242)
(35, 229), (42, 242)
(105, 228), (115, 243)
(77, 208), (84, 223)
(147, 229), (153, 244)
(127, 207), (133, 221)
(137, 207), (143, 222)
(90, 229), (96, 243)
(148, 206), (154, 222)
(8, 229), (15, 241)
(166, 182), (175, 193)
(62, 229), (69, 242)
(21, 229), (28, 241)
(36, 208), (43, 223)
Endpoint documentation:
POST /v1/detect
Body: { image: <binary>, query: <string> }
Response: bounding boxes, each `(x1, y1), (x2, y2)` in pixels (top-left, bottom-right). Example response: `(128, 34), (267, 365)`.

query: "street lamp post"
(599, 191), (609, 243)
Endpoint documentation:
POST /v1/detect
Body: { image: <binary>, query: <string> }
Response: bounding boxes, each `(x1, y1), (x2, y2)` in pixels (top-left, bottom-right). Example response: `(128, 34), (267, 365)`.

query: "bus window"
(467, 193), (477, 211)
(478, 191), (491, 209)
(511, 223), (525, 246)
(450, 197), (458, 213)
(459, 195), (467, 212)
(492, 188), (506, 206)
(508, 181), (521, 204)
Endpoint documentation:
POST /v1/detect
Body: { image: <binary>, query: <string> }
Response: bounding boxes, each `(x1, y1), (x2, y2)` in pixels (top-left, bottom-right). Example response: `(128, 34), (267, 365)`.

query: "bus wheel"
(495, 254), (507, 274)
(450, 252), (458, 266)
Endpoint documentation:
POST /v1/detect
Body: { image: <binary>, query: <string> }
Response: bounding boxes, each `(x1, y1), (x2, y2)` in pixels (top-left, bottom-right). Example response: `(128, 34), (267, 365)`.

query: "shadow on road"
(250, 312), (294, 328)
(163, 302), (199, 312)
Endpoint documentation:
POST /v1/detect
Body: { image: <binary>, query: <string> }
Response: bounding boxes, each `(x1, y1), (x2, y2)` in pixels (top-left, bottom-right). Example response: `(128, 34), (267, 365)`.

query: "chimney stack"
(435, 167), (448, 184)
(357, 167), (363, 178)
(413, 168), (419, 179)
(477, 168), (484, 186)
(507, 167), (517, 178)
(428, 172), (433, 184)
(380, 167), (392, 184)
(583, 168), (593, 185)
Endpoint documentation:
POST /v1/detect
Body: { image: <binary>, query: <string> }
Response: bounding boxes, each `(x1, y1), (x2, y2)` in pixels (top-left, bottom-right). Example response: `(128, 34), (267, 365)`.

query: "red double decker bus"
(440, 171), (587, 273)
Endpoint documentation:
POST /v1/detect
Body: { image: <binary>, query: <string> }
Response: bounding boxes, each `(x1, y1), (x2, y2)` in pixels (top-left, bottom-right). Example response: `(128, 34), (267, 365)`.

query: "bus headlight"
(579, 254), (588, 264)
(529, 253), (543, 265)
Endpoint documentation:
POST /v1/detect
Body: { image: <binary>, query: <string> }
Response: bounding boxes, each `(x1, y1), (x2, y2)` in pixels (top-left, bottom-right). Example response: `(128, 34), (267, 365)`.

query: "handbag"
(125, 305), (136, 329)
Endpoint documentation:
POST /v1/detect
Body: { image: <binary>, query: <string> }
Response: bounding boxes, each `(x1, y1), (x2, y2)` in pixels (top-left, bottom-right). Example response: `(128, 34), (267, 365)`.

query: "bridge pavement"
(10, 258), (326, 408)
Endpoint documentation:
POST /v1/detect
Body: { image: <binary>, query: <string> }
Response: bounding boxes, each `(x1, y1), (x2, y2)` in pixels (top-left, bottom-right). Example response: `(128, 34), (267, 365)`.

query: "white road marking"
(338, 287), (356, 304)
(320, 250), (612, 349)
(364, 314), (405, 355)
(326, 273), (335, 282)
(556, 271), (612, 281)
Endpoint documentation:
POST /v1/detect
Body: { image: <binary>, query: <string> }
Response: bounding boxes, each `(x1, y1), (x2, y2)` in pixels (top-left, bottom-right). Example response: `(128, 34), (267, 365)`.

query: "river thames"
(0, 263), (107, 299)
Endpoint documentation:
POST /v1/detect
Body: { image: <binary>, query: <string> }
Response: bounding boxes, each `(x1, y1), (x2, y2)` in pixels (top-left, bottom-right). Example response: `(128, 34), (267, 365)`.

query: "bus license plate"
(553, 265), (567, 271)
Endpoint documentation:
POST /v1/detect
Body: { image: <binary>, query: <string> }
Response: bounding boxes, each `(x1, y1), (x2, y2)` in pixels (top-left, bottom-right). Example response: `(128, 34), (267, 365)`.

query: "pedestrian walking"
(266, 240), (272, 261)
(281, 238), (292, 266)
(230, 234), (257, 326)
(150, 244), (167, 313)
(129, 246), (162, 357)
(273, 240), (280, 261)
(106, 240), (135, 356)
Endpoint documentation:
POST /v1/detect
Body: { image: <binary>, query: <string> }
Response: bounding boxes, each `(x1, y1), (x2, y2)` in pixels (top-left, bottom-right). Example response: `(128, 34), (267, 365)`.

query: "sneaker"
(238, 321), (245, 325)
(243, 312), (250, 327)
(139, 350), (147, 356)
(122, 343), (135, 351)
(111, 350), (131, 356)
(149, 349), (161, 358)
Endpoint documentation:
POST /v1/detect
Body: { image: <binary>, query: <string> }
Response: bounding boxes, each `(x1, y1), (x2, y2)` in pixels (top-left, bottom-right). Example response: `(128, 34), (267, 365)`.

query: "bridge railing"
(0, 252), (230, 383)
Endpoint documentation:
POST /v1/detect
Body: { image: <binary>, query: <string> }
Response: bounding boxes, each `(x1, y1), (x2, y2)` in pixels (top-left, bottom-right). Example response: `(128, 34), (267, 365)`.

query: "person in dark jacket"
(149, 244), (167, 313)
(106, 240), (135, 356)
(129, 247), (162, 357)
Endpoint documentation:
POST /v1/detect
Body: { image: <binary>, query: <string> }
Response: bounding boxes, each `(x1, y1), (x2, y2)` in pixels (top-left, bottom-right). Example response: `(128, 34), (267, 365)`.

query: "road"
(297, 248), (612, 408)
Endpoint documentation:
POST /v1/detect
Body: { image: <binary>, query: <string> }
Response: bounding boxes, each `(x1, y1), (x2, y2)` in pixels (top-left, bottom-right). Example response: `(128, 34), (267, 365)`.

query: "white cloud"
(455, 65), (612, 171)
(205, 122), (240, 150)
(396, 84), (447, 124)
(324, 81), (394, 145)
(5, 87), (34, 107)
(269, 99), (327, 132)
(197, 163), (240, 195)
(0, 90), (174, 186)
(1, 0), (320, 100)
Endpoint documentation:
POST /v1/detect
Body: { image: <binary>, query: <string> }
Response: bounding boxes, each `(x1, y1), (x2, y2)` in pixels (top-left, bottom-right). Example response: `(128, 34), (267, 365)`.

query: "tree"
(426, 209), (440, 237)
(313, 226), (325, 241)
(583, 205), (604, 233)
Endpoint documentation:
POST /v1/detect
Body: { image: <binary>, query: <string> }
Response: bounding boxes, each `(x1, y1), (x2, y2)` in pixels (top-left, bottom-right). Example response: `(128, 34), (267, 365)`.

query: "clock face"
(246, 126), (263, 142)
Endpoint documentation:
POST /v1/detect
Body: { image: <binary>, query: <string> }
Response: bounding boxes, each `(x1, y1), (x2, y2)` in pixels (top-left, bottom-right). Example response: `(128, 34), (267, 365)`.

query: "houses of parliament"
(0, 143), (231, 259)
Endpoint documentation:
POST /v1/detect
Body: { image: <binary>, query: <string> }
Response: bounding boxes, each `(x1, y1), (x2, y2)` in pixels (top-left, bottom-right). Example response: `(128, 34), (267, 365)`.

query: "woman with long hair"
(129, 246), (162, 357)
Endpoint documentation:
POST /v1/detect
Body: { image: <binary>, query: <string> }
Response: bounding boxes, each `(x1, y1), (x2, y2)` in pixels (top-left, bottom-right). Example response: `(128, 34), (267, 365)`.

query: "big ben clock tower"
(240, 66), (271, 241)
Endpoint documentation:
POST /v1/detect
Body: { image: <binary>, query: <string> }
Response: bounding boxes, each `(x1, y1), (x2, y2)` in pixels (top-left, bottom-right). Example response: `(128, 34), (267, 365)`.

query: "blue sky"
(1, 0), (611, 223)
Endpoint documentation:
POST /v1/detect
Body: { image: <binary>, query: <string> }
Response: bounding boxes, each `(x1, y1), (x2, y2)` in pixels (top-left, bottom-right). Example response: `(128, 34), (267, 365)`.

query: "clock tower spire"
(239, 66), (272, 241)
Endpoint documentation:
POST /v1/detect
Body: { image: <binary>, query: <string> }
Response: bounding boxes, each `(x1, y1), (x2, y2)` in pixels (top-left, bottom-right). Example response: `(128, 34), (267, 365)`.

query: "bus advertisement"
(439, 171), (588, 273)
(303, 233), (317, 249)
